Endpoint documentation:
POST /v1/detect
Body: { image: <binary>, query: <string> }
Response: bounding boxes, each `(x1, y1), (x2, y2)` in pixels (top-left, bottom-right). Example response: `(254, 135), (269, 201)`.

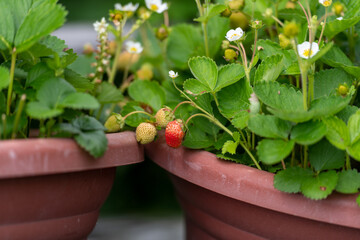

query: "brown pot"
(0, 131), (143, 240)
(145, 133), (360, 240)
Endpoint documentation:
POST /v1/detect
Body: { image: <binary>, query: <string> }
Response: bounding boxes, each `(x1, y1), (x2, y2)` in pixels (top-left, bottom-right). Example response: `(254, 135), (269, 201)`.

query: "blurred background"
(55, 0), (198, 239)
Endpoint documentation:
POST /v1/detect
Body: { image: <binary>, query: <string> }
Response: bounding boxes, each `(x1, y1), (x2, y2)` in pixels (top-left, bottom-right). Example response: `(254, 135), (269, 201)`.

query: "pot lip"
(145, 133), (360, 230)
(0, 131), (144, 179)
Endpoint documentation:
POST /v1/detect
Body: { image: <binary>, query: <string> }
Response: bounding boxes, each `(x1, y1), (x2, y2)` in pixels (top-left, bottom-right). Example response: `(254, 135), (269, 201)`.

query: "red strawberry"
(165, 120), (185, 148)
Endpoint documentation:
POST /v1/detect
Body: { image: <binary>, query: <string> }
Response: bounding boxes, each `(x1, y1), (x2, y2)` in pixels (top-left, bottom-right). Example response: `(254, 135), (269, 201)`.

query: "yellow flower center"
(130, 47), (137, 52)
(323, 0), (331, 7)
(231, 33), (239, 38)
(303, 49), (313, 57)
(150, 4), (159, 11)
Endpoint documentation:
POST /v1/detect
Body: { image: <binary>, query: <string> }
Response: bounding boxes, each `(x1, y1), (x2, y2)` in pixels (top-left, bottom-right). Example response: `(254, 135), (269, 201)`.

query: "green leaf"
(60, 92), (99, 110)
(14, 0), (67, 52)
(323, 116), (350, 150)
(248, 114), (292, 139)
(290, 120), (326, 145)
(254, 54), (284, 83)
(321, 46), (360, 78)
(278, 8), (307, 22)
(222, 140), (238, 155)
(257, 139), (295, 165)
(347, 140), (360, 161)
(128, 80), (165, 111)
(68, 55), (96, 77)
(0, 66), (10, 90)
(231, 111), (250, 129)
(336, 169), (360, 194)
(122, 102), (151, 127)
(194, 4), (226, 22)
(348, 110), (360, 144)
(26, 62), (55, 89)
(182, 125), (214, 149)
(309, 95), (352, 119)
(96, 82), (123, 104)
(256, 40), (296, 69)
(254, 82), (308, 122)
(314, 68), (353, 99)
(307, 42), (334, 65)
(324, 17), (360, 39)
(183, 78), (211, 96)
(215, 64), (245, 92)
(301, 171), (339, 200)
(344, 0), (360, 17)
(25, 35), (68, 58)
(274, 167), (313, 193)
(26, 102), (63, 119)
(309, 139), (345, 171)
(217, 79), (252, 119)
(61, 116), (107, 158)
(188, 56), (218, 91)
(207, 16), (229, 58)
(167, 24), (204, 69)
(357, 195), (360, 207)
(64, 68), (94, 92)
(337, 106), (359, 124)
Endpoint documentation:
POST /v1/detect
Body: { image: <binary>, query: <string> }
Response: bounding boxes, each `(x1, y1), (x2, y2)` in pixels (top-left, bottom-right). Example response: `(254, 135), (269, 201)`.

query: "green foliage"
(95, 82), (123, 104)
(60, 116), (107, 158)
(314, 69), (353, 99)
(182, 125), (215, 149)
(323, 116), (350, 150)
(26, 78), (99, 119)
(188, 56), (218, 91)
(231, 111), (250, 129)
(324, 17), (360, 39)
(274, 167), (313, 193)
(254, 54), (284, 83)
(309, 139), (345, 171)
(0, 0), (67, 52)
(248, 114), (292, 139)
(122, 102), (151, 127)
(290, 120), (326, 145)
(194, 4), (227, 23)
(128, 80), (166, 111)
(301, 171), (339, 200)
(257, 139), (294, 165)
(0, 66), (10, 90)
(335, 170), (360, 194)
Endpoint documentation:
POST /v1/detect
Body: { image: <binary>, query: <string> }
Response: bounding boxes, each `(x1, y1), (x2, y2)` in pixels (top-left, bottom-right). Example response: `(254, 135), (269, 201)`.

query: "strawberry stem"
(172, 101), (193, 115)
(123, 111), (154, 120)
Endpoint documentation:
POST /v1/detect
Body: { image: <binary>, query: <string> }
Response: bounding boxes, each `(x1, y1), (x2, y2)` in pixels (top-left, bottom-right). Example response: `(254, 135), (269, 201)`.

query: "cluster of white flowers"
(145, 0), (168, 13)
(125, 41), (143, 54)
(225, 27), (244, 42)
(93, 17), (108, 36)
(115, 2), (139, 12)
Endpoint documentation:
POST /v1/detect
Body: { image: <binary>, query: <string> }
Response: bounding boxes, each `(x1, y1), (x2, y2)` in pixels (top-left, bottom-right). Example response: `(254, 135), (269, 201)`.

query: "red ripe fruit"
(165, 120), (185, 148)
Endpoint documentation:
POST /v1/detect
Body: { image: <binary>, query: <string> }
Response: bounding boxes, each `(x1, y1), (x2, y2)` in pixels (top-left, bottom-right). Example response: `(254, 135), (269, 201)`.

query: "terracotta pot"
(0, 131), (143, 240)
(145, 132), (360, 240)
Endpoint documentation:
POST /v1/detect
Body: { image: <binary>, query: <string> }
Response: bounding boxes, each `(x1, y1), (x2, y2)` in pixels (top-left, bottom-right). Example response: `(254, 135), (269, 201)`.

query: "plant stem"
(96, 104), (104, 120)
(345, 152), (351, 170)
(250, 29), (258, 67)
(164, 10), (169, 27)
(301, 69), (308, 111)
(11, 94), (26, 139)
(122, 53), (134, 83)
(291, 147), (295, 167)
(123, 110), (154, 120)
(108, 38), (122, 85)
(172, 101), (193, 114)
(296, 75), (300, 88)
(281, 160), (286, 170)
(252, 132), (255, 150)
(297, 1), (311, 42)
(308, 73), (314, 104)
(1, 114), (6, 139)
(239, 140), (262, 170)
(202, 23), (210, 57)
(318, 7), (328, 43)
(348, 26), (355, 62)
(303, 145), (308, 168)
(6, 49), (17, 115)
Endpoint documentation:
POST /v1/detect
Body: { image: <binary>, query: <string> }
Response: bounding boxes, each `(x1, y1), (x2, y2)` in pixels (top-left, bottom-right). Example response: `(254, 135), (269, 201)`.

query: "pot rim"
(145, 133), (360, 230)
(0, 131), (143, 179)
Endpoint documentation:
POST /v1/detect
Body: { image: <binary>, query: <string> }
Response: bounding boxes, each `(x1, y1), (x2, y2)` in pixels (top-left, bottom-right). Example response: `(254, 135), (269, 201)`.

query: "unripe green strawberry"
(104, 113), (125, 133)
(155, 107), (175, 128)
(136, 122), (157, 144)
(165, 120), (185, 148)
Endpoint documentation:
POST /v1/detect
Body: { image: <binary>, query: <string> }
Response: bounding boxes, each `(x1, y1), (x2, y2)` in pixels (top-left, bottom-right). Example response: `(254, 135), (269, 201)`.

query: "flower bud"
(224, 49), (238, 62)
(337, 84), (349, 97)
(249, 93), (260, 114)
(104, 113), (125, 132)
(83, 43), (94, 55)
(221, 8), (232, 18)
(251, 20), (263, 29)
(283, 21), (299, 38)
(285, 1), (296, 9)
(263, 8), (273, 18)
(155, 26), (169, 41)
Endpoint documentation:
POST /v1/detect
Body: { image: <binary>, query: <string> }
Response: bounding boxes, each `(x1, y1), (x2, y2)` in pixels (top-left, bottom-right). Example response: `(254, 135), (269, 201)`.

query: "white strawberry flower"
(145, 0), (168, 13)
(297, 41), (319, 59)
(319, 0), (332, 7)
(115, 2), (139, 12)
(336, 17), (343, 20)
(249, 93), (260, 114)
(225, 27), (244, 42)
(93, 17), (108, 34)
(169, 70), (178, 79)
(125, 41), (143, 54)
